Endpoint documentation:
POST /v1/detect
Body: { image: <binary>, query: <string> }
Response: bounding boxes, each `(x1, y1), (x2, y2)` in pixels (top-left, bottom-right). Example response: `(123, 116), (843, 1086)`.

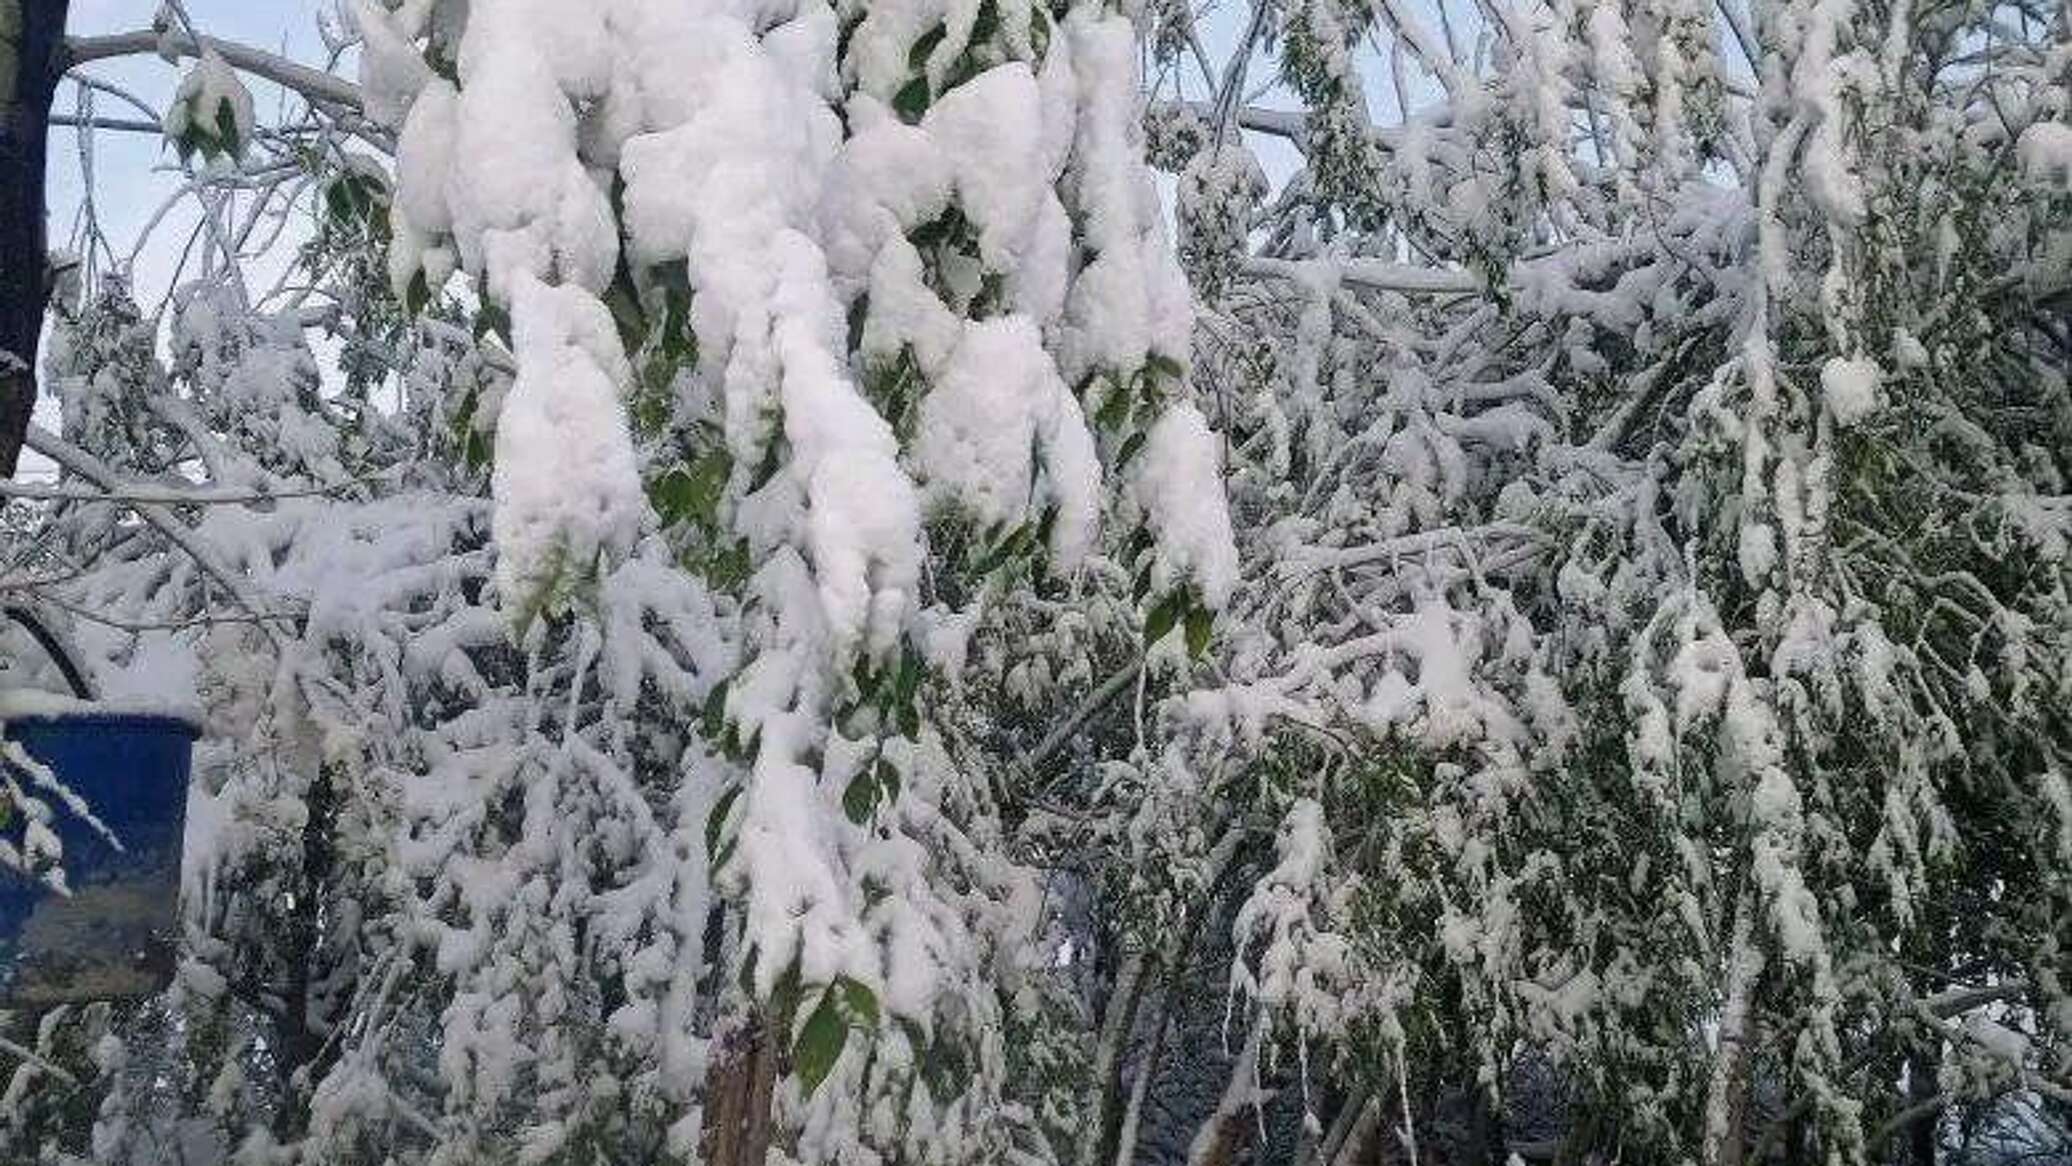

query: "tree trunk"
(1332, 1096), (1382, 1166)
(1468, 1084), (1505, 1166)
(1185, 1018), (1266, 1166)
(0, 0), (70, 478)
(272, 759), (342, 1142)
(1702, 896), (1763, 1166)
(1783, 1110), (1808, 1166)
(1552, 1106), (1598, 1166)
(1088, 948), (1149, 1166)
(1905, 1049), (1937, 1166)
(1301, 1086), (1370, 1166)
(702, 1013), (778, 1166)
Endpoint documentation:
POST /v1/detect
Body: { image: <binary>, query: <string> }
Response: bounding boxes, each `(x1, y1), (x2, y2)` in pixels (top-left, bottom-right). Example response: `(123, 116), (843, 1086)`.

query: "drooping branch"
(1149, 99), (1319, 146)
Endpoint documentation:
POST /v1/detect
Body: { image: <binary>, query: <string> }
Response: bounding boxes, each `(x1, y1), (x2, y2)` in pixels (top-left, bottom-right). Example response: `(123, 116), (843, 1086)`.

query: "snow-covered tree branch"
(0, 0), (2065, 1162)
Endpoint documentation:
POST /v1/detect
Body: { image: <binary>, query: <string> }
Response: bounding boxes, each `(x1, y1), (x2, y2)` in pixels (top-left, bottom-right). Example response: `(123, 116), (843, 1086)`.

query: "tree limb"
(64, 29), (363, 111)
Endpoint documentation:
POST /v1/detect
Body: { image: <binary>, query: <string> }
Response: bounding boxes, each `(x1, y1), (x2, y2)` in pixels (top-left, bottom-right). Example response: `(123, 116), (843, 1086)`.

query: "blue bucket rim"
(4, 712), (203, 740)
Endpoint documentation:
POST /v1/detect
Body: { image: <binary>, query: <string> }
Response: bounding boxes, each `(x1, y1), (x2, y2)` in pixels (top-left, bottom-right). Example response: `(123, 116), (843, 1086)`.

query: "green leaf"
(1185, 601), (1213, 659)
(843, 770), (881, 824)
(876, 755), (901, 806)
(1137, 366), (1162, 407)
(893, 77), (932, 124)
(1115, 430), (1147, 471)
(1033, 503), (1059, 554)
(972, 521), (1032, 575)
(405, 270), (431, 318)
(771, 957), (805, 1029)
(652, 257), (693, 300)
(653, 259), (696, 361)
(604, 270), (647, 355)
(837, 8), (866, 58)
(682, 449), (732, 528)
(969, 0), (1000, 45)
(473, 303), (511, 344)
(794, 991), (849, 1094)
(1126, 524), (1154, 563)
(701, 677), (732, 739)
(737, 944), (760, 997)
(749, 437), (786, 493)
(847, 294), (871, 355)
(1143, 590), (1184, 647)
(324, 180), (355, 225)
(450, 387), (480, 442)
(908, 22), (947, 70)
(423, 44), (459, 82)
(1094, 377), (1132, 431)
(631, 381), (672, 436)
(972, 271), (1005, 318)
(649, 467), (698, 526)
(849, 650), (877, 699)
(832, 976), (880, 1026)
(894, 650), (922, 712)
(214, 99), (243, 159)
(706, 538), (754, 590)
(705, 783), (743, 857)
(1145, 352), (1184, 383)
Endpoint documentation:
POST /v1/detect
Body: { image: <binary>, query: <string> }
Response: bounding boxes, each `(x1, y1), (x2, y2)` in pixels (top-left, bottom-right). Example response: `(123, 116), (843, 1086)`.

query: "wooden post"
(0, 0), (71, 478)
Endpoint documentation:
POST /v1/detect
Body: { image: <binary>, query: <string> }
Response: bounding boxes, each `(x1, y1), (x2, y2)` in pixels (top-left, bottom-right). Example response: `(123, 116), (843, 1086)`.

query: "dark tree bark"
(271, 760), (344, 1143)
(1905, 1049), (1939, 1166)
(702, 1014), (778, 1166)
(1, 0), (71, 478)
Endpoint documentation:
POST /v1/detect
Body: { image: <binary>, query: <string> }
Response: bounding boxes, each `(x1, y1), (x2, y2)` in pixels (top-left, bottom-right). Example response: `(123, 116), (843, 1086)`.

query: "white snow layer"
(1820, 356), (1880, 427)
(1134, 403), (1240, 606)
(490, 275), (646, 610)
(373, 0), (1234, 1034)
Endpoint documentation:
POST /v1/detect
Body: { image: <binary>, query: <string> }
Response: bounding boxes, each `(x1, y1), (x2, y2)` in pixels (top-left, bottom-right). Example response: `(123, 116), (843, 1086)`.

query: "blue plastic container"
(0, 712), (200, 1007)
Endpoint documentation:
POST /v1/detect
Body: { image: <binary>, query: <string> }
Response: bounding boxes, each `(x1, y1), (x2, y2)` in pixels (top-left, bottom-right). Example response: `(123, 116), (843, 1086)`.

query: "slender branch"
(23, 424), (290, 647)
(49, 113), (158, 134)
(64, 29), (363, 111)
(1747, 981), (2039, 1162)
(1026, 659), (1143, 772)
(0, 1035), (81, 1087)
(1245, 255), (1483, 296)
(0, 472), (387, 505)
(29, 590), (298, 633)
(1148, 99), (1328, 147)
(1868, 1094), (1948, 1153)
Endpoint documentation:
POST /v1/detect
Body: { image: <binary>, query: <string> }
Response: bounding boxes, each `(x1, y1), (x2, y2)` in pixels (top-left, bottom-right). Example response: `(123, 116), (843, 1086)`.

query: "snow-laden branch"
(1278, 522), (1547, 577)
(64, 29), (362, 111)
(1244, 255), (1483, 296)
(1150, 99), (1321, 145)
(23, 423), (287, 645)
(0, 472), (388, 506)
